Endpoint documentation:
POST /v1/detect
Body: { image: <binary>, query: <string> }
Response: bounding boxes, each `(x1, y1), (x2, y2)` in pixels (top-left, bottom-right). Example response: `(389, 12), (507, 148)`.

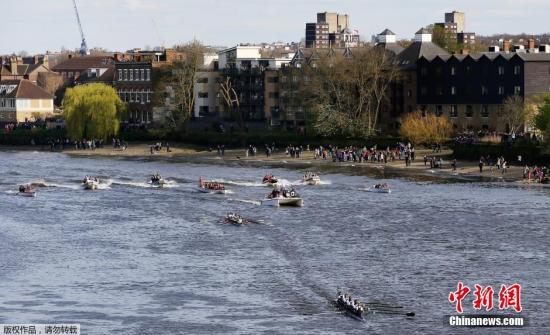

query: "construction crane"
(72, 0), (89, 55)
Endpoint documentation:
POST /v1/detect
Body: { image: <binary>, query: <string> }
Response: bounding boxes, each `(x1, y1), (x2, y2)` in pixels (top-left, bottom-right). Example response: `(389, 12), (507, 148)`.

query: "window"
(197, 77), (208, 84)
(141, 69), (145, 81)
(450, 105), (458, 117)
(136, 91), (141, 103)
(481, 86), (488, 96)
(198, 92), (208, 98)
(407, 90), (412, 97)
(281, 76), (288, 83)
(292, 76), (298, 83)
(451, 86), (457, 95)
(421, 67), (428, 76)
(135, 69), (140, 81)
(498, 66), (505, 76)
(199, 106), (209, 115)
(267, 76), (279, 83)
(514, 65), (521, 75)
(146, 91), (151, 103)
(466, 105), (473, 117)
(435, 105), (443, 117)
(514, 86), (521, 94)
(436, 86), (443, 95)
(498, 86), (505, 95)
(436, 67), (442, 76)
(119, 92), (126, 102)
(146, 69), (151, 81)
(118, 69), (122, 81)
(129, 69), (134, 81)
(481, 105), (489, 118)
(124, 69), (128, 81)
(451, 67), (456, 76)
(420, 86), (428, 95)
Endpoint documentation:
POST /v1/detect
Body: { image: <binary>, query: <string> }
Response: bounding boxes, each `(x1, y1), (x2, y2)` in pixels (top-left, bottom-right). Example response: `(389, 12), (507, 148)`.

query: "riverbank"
(3, 143), (541, 185)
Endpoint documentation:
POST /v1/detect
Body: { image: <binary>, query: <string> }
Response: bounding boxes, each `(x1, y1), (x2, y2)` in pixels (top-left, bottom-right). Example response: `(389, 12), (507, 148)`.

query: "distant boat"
(83, 176), (100, 190)
(367, 184), (391, 193)
(303, 173), (321, 185)
(198, 177), (228, 194)
(18, 185), (36, 197)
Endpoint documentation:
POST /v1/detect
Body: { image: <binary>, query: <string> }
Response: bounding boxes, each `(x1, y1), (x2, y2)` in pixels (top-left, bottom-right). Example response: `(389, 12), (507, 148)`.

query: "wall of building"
(194, 71), (220, 118)
(15, 98), (54, 122)
(524, 61), (550, 97)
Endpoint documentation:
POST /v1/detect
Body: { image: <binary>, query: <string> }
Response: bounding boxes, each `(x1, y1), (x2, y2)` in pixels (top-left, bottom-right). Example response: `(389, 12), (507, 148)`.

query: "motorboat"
(225, 213), (244, 225)
(262, 174), (278, 187)
(368, 183), (391, 193)
(335, 293), (365, 320)
(150, 174), (166, 187)
(18, 185), (36, 197)
(261, 187), (303, 207)
(82, 176), (100, 190)
(303, 172), (321, 185)
(198, 177), (228, 194)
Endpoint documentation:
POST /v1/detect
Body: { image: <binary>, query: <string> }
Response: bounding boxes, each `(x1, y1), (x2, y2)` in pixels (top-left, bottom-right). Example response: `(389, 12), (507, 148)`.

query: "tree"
(430, 25), (460, 54)
(168, 40), (206, 126)
(63, 83), (126, 140)
(218, 77), (242, 129)
(533, 95), (550, 133)
(311, 47), (400, 137)
(400, 111), (453, 145)
(501, 95), (527, 134)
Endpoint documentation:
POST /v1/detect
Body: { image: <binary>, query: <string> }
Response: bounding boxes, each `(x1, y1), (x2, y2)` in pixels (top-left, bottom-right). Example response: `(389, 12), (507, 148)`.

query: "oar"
(360, 303), (415, 317)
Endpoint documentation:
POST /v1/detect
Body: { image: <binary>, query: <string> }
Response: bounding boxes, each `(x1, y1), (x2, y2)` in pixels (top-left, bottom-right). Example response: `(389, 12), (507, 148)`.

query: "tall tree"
(311, 47), (400, 137)
(63, 83), (126, 140)
(168, 40), (206, 126)
(501, 95), (527, 134)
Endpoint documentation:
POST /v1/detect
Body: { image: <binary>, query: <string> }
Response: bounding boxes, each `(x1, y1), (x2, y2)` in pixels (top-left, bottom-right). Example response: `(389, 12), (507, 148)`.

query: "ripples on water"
(0, 151), (549, 334)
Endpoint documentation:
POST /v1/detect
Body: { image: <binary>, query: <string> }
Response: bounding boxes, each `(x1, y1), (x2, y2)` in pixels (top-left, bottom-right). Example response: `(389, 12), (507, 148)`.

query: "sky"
(1, 0), (550, 55)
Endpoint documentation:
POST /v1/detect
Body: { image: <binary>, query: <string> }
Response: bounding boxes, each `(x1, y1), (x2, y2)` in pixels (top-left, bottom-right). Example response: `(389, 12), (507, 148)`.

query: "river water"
(0, 150), (548, 334)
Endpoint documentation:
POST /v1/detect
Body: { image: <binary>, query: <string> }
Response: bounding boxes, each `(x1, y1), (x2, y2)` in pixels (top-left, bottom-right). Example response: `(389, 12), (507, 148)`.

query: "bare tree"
(218, 77), (242, 129)
(168, 40), (205, 127)
(501, 95), (527, 134)
(311, 47), (400, 137)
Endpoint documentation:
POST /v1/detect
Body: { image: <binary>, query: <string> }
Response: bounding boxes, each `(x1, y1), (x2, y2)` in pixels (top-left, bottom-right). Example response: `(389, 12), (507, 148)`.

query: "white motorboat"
(83, 177), (100, 190)
(368, 184), (391, 193)
(261, 187), (304, 207)
(303, 173), (321, 185)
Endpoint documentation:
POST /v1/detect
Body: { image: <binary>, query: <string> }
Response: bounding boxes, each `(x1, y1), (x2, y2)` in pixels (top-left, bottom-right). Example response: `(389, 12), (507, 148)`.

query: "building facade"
(306, 12), (359, 48)
(416, 52), (550, 132)
(0, 79), (54, 124)
(114, 61), (153, 124)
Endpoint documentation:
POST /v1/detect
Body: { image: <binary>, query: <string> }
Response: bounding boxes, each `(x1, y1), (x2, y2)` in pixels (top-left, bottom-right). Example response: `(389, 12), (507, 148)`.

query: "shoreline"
(1, 144), (543, 185)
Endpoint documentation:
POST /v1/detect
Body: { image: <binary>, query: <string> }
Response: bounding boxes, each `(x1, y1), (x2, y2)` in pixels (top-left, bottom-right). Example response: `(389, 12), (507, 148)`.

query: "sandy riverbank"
(1, 143), (541, 184)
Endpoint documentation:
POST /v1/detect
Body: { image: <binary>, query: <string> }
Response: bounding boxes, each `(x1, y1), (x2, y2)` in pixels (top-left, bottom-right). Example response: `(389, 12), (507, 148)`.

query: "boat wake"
(112, 179), (179, 188)
(213, 179), (264, 187)
(227, 198), (261, 206)
(30, 180), (81, 190)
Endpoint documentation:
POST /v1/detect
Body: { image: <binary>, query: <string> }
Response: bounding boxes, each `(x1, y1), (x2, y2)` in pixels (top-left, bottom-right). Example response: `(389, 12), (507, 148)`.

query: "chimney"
(9, 56), (19, 75)
(503, 40), (511, 52)
(43, 55), (50, 69)
(528, 38), (536, 50)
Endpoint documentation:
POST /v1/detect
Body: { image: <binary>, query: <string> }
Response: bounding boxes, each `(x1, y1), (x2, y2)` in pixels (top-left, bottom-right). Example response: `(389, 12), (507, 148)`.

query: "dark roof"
(52, 56), (113, 71)
(397, 41), (449, 69)
(416, 28), (431, 35)
(375, 42), (404, 55)
(515, 53), (550, 61)
(379, 29), (395, 36)
(0, 79), (53, 99)
(77, 67), (115, 83)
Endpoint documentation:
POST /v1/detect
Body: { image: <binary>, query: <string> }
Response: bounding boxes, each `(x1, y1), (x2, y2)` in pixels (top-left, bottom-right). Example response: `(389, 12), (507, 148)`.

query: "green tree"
(63, 83), (126, 140)
(533, 96), (550, 132)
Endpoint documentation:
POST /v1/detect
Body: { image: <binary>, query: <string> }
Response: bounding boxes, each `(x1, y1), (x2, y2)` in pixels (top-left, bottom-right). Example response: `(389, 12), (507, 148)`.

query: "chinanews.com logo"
(447, 282), (525, 327)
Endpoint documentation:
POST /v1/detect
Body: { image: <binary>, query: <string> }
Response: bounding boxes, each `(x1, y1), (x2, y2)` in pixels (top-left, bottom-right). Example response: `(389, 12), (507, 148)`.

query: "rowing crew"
(337, 292), (365, 314)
